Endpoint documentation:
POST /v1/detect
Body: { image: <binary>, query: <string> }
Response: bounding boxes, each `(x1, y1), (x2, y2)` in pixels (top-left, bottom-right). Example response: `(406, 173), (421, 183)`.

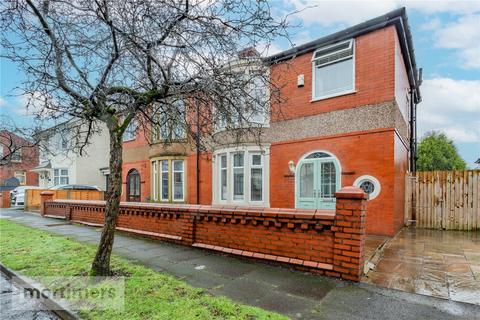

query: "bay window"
(151, 158), (185, 202)
(312, 39), (355, 100)
(214, 146), (269, 206)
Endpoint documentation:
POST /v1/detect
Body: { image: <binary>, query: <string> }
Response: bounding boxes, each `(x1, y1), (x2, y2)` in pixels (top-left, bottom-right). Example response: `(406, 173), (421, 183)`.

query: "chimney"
(237, 47), (260, 59)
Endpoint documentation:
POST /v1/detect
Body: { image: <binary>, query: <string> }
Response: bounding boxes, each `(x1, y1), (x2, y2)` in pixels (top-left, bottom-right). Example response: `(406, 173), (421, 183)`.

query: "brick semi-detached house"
(121, 8), (421, 237)
(0, 131), (39, 188)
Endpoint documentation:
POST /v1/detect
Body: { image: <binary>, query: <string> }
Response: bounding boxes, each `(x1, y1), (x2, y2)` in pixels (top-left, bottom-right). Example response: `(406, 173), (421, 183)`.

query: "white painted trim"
(353, 175), (381, 200)
(294, 150), (342, 208)
(212, 145), (270, 207)
(312, 39), (356, 101)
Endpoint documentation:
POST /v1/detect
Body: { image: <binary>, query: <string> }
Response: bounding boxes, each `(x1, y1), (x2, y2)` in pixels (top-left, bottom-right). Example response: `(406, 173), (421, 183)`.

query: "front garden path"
(1, 208), (479, 320)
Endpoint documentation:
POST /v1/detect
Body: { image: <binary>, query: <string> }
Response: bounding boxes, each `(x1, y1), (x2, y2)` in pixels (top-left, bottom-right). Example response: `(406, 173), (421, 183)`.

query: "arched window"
(296, 151), (341, 210)
(126, 169), (141, 202)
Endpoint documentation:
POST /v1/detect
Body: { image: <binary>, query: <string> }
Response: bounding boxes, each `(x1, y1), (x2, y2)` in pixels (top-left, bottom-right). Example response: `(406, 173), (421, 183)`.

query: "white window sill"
(311, 89), (356, 102)
(122, 138), (136, 142)
(213, 201), (270, 208)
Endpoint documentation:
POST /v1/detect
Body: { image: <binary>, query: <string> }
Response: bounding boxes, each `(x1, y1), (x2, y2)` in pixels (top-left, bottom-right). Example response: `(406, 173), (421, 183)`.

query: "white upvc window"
(10, 148), (22, 162)
(151, 158), (185, 203)
(122, 121), (137, 141)
(160, 160), (169, 201)
(152, 161), (158, 201)
(172, 160), (184, 201)
(312, 39), (355, 100)
(215, 71), (269, 131)
(152, 100), (187, 142)
(14, 170), (26, 185)
(213, 146), (269, 207)
(53, 168), (69, 185)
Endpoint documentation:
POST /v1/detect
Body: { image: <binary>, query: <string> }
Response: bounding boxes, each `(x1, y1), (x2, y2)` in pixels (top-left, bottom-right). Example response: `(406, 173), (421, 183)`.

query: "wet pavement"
(2, 208), (480, 319)
(363, 227), (480, 305)
(0, 273), (60, 320)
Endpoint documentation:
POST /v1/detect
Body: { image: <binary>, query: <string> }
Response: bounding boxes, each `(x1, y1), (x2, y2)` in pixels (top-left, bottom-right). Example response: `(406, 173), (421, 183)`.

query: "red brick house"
(0, 130), (39, 188)
(120, 8), (421, 237)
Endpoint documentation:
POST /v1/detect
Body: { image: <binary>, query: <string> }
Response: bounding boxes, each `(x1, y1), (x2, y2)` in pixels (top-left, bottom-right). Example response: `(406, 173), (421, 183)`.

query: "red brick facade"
(0, 131), (39, 187)
(120, 18), (414, 237)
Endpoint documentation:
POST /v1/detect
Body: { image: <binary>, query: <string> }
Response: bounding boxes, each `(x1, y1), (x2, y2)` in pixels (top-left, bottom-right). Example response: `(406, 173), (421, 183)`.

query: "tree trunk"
(90, 128), (123, 276)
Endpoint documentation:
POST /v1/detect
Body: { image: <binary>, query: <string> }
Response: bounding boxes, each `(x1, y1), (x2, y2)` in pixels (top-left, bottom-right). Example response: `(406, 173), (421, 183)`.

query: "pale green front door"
(296, 153), (340, 210)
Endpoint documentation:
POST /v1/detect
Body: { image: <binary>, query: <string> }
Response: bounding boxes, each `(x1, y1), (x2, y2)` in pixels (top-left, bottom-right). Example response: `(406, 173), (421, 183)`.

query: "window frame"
(353, 175), (381, 200)
(214, 69), (270, 133)
(14, 170), (26, 185)
(311, 39), (356, 101)
(152, 100), (187, 143)
(53, 168), (69, 186)
(122, 121), (137, 142)
(213, 145), (269, 207)
(150, 157), (186, 203)
(10, 148), (22, 163)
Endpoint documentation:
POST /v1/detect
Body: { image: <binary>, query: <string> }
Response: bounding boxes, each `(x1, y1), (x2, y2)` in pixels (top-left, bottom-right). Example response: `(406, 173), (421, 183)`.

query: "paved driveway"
(2, 209), (480, 319)
(363, 227), (480, 305)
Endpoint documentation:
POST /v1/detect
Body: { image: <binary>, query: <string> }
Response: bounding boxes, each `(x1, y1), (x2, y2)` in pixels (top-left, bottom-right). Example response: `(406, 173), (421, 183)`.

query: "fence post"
(40, 191), (55, 216)
(0, 192), (11, 208)
(333, 186), (367, 282)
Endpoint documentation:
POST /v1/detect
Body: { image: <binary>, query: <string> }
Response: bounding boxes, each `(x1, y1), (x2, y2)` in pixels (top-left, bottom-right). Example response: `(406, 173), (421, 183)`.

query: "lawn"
(0, 219), (286, 320)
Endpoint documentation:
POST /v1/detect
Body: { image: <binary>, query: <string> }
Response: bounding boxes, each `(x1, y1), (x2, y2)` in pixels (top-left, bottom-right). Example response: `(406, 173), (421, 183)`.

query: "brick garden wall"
(41, 187), (367, 281)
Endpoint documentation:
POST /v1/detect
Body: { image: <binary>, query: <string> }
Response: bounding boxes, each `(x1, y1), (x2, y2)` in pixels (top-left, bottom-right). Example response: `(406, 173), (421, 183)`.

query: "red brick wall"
(186, 153), (213, 205)
(269, 128), (396, 236)
(270, 26), (396, 121)
(42, 187), (367, 281)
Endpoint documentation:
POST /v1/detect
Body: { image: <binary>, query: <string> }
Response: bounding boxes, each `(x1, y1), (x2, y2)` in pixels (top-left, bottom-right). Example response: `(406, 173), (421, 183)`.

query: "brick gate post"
(333, 186), (367, 281)
(40, 191), (55, 217)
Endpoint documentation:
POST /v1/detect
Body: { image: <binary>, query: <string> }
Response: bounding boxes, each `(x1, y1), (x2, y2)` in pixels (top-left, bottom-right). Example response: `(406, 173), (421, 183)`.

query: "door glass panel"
(299, 162), (314, 198)
(320, 162), (336, 198)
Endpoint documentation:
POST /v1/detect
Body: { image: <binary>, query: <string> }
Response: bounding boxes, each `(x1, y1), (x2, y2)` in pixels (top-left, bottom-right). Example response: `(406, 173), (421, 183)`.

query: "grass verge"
(0, 219), (286, 320)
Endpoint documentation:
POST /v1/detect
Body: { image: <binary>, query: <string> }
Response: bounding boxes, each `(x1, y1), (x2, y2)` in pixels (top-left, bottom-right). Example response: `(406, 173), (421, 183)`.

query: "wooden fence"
(25, 189), (104, 212)
(405, 170), (479, 230)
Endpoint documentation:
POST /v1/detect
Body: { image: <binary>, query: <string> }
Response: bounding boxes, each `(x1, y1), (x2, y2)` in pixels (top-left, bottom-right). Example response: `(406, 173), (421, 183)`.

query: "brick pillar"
(1, 192), (11, 208)
(333, 186), (367, 282)
(40, 191), (55, 216)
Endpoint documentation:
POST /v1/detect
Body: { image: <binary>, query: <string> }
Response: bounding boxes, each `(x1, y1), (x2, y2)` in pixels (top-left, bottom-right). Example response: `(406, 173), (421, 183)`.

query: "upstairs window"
(123, 121), (137, 142)
(53, 168), (69, 185)
(312, 39), (355, 100)
(216, 72), (268, 131)
(10, 148), (22, 162)
(152, 100), (187, 142)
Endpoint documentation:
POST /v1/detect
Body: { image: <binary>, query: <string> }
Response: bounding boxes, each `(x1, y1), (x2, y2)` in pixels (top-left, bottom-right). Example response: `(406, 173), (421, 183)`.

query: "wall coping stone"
(335, 187), (367, 199)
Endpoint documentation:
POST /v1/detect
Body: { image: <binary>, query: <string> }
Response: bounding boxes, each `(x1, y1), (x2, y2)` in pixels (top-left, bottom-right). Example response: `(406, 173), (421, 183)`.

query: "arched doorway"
(295, 151), (341, 210)
(126, 169), (141, 202)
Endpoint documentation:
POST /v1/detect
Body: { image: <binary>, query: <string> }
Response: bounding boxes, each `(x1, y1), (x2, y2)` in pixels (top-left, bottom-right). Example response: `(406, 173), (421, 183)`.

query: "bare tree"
(0, 116), (41, 166)
(1, 0), (289, 275)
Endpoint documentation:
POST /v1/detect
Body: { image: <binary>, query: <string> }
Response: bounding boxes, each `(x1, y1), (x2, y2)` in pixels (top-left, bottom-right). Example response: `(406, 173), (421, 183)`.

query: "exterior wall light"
(288, 160), (296, 174)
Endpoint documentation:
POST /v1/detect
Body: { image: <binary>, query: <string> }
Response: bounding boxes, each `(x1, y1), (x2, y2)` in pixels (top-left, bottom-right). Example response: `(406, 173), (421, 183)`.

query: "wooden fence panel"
(25, 189), (104, 211)
(405, 170), (479, 231)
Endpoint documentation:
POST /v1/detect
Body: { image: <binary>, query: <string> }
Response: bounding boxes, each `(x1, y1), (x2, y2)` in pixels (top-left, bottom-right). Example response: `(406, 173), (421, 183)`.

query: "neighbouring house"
(0, 130), (39, 189)
(32, 121), (110, 190)
(120, 8), (421, 237)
